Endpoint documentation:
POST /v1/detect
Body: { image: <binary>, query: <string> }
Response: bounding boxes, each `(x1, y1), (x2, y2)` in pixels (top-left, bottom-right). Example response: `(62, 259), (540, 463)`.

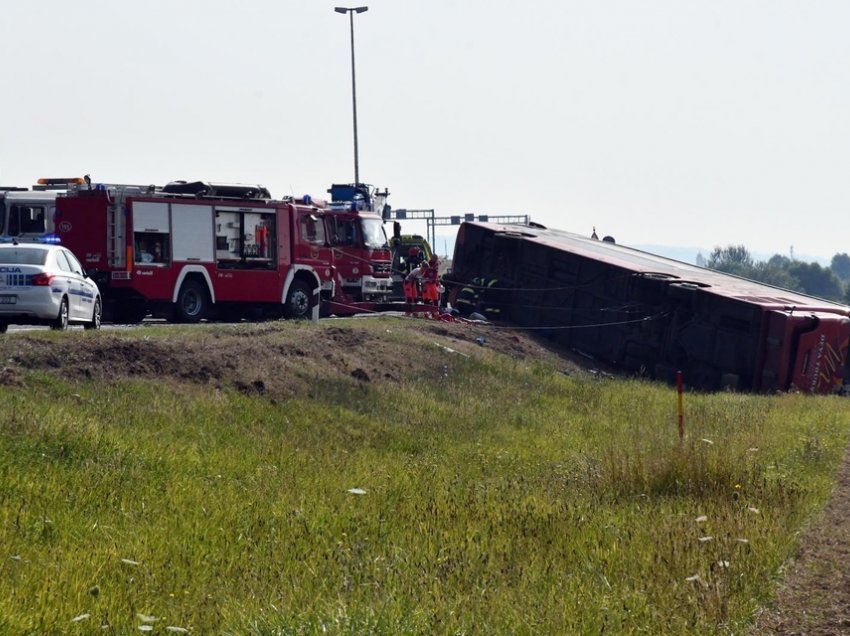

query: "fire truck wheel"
(284, 281), (313, 319)
(50, 297), (70, 331)
(84, 298), (102, 331)
(176, 280), (209, 323)
(0, 323), (7, 334)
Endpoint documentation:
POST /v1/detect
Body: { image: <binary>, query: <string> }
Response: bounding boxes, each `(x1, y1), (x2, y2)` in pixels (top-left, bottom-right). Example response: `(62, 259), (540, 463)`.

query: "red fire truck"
(322, 183), (393, 308)
(53, 181), (338, 323)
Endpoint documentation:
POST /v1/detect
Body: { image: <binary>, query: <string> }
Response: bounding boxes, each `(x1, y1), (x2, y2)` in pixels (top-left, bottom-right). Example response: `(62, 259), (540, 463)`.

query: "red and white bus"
(444, 221), (850, 394)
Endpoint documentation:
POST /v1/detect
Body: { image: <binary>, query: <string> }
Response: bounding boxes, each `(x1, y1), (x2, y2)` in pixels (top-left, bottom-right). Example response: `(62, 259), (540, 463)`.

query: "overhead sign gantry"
(384, 209), (530, 249)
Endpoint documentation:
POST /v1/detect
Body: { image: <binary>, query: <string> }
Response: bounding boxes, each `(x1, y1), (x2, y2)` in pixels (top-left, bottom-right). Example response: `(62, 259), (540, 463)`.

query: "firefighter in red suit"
(421, 255), (440, 305)
(404, 261), (427, 304)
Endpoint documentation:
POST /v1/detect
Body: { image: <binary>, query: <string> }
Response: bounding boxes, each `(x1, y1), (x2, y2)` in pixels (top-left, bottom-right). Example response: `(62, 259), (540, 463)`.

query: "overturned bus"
(443, 221), (850, 394)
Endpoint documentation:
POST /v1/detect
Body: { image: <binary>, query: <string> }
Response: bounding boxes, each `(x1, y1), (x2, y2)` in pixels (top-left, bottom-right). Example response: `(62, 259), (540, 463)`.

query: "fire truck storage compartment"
(133, 202), (170, 264)
(171, 204), (214, 262)
(215, 208), (275, 266)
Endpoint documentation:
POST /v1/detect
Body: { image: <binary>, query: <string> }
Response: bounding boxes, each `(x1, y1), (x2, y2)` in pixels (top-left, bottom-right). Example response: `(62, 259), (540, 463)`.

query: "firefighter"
(478, 250), (515, 320)
(454, 277), (482, 316)
(478, 277), (503, 320)
(421, 255), (440, 305)
(404, 246), (423, 277)
(404, 260), (427, 305)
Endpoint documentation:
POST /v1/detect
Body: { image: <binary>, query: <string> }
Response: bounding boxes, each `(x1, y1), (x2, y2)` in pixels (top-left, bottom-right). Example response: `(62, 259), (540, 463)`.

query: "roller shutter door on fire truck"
(172, 204), (214, 262)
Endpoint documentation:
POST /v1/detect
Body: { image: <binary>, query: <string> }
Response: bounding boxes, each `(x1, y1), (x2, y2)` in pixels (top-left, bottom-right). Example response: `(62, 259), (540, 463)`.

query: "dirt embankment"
(0, 319), (586, 396)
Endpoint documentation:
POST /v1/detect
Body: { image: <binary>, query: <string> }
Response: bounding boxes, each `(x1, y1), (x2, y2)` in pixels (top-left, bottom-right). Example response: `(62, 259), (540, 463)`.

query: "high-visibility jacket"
(403, 280), (419, 303)
(454, 277), (482, 314)
(480, 278), (503, 319)
(420, 263), (440, 303)
(421, 280), (439, 303)
(404, 264), (427, 303)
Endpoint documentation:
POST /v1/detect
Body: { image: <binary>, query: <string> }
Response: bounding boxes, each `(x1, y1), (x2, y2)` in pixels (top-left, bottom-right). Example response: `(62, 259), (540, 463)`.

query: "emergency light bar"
(34, 177), (86, 192)
(37, 177), (85, 186)
(0, 235), (62, 245)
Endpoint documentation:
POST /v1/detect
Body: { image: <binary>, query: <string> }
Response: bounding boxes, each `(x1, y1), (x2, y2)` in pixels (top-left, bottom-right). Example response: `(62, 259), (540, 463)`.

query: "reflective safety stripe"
(455, 293), (477, 307)
(481, 278), (502, 318)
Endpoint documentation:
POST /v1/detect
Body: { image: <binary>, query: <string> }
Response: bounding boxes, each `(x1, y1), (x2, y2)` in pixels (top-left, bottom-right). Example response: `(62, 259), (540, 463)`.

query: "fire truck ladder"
(94, 184), (157, 269)
(106, 193), (126, 269)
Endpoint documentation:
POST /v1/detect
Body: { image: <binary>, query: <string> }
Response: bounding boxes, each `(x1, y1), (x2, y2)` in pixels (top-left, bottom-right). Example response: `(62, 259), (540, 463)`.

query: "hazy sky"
(2, 1), (848, 260)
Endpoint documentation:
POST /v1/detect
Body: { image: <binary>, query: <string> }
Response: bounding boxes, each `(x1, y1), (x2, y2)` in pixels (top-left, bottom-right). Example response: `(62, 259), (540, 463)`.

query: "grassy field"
(0, 323), (848, 634)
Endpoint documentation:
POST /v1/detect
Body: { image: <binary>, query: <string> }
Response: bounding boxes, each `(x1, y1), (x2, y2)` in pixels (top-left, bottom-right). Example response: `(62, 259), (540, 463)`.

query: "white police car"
(0, 243), (101, 332)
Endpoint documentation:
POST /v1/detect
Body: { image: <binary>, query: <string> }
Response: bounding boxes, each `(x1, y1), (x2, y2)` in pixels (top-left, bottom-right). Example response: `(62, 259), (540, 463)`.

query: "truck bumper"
(362, 276), (393, 296)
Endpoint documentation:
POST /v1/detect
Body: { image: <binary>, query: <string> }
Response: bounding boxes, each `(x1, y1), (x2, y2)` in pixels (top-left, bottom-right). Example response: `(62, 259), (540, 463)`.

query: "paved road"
(5, 320), (168, 334)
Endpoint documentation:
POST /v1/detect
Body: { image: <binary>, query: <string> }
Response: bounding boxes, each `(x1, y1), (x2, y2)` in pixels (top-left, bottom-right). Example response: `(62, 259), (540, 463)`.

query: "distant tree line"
(705, 245), (850, 304)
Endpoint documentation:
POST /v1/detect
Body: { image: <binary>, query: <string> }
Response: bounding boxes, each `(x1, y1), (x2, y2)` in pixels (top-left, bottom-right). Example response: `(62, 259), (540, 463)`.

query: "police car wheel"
(50, 297), (69, 331)
(84, 298), (102, 331)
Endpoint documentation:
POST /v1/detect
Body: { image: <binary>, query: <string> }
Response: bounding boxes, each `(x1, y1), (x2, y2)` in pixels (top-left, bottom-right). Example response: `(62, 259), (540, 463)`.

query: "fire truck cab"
(0, 178), (86, 243)
(324, 183), (393, 304)
(54, 180), (336, 323)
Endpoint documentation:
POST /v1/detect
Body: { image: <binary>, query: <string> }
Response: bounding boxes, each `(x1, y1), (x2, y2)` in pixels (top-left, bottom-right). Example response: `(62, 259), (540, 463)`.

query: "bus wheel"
(284, 281), (312, 319)
(176, 280), (209, 323)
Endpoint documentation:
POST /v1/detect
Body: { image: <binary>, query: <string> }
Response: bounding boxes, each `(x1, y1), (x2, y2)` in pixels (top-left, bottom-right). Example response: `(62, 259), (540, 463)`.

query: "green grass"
(0, 333), (848, 634)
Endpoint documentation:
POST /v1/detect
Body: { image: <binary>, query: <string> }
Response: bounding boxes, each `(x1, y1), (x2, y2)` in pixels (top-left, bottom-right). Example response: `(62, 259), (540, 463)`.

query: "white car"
(0, 243), (101, 332)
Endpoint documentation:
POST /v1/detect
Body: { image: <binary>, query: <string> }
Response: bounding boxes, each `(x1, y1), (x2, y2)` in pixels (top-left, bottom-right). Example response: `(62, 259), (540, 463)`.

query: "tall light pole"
(335, 6), (368, 186)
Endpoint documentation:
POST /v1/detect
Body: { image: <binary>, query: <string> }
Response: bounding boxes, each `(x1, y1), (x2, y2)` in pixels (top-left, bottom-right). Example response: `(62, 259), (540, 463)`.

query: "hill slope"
(0, 318), (588, 394)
